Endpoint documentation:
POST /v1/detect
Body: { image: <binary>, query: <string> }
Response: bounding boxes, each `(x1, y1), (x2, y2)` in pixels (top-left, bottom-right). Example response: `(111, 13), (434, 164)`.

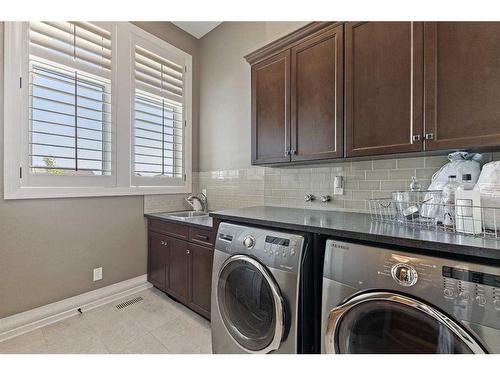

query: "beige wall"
(0, 22), (198, 318)
(198, 22), (308, 172)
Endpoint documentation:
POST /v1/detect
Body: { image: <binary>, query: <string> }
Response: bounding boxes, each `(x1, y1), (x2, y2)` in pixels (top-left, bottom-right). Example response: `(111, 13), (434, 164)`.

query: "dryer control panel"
(441, 266), (500, 310)
(323, 239), (500, 330)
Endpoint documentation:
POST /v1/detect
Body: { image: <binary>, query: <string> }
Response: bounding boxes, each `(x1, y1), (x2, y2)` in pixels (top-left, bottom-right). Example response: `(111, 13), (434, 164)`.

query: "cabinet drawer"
(149, 219), (189, 240)
(189, 227), (214, 247)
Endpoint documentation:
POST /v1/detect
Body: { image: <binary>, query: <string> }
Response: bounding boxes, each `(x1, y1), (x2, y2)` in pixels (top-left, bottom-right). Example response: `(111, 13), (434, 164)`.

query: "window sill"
(3, 185), (192, 200)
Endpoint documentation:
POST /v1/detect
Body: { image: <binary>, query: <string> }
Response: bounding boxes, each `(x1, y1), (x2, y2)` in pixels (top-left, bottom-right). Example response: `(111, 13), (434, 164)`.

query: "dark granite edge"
(209, 212), (500, 262)
(145, 213), (213, 229)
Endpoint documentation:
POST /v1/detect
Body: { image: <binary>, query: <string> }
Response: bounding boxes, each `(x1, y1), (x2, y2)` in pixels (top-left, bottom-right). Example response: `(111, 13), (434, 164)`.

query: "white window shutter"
(27, 21), (112, 177)
(133, 43), (185, 182)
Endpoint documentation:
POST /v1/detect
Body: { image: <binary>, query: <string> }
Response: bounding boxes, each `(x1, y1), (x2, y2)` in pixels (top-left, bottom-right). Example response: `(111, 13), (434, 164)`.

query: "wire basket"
(368, 195), (500, 238)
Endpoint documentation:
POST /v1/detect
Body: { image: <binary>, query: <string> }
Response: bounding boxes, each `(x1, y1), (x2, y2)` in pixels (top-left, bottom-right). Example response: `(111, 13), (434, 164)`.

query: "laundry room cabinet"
(247, 22), (344, 165)
(146, 219), (217, 319)
(247, 21), (500, 165)
(423, 22), (500, 151)
(344, 21), (424, 157)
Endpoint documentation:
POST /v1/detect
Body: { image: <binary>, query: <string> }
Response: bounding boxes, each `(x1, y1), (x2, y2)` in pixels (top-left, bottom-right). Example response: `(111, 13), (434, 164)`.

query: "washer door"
(325, 292), (486, 354)
(217, 254), (285, 353)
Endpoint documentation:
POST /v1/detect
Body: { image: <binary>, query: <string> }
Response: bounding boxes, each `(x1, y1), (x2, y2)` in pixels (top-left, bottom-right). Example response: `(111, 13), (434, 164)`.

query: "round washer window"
(217, 257), (280, 352)
(334, 299), (475, 354)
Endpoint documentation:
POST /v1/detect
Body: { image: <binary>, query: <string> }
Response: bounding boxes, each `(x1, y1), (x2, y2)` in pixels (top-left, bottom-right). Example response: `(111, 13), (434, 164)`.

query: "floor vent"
(115, 296), (143, 310)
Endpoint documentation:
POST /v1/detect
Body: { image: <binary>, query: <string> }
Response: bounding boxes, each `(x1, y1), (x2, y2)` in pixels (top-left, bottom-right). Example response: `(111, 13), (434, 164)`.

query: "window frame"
(3, 21), (192, 199)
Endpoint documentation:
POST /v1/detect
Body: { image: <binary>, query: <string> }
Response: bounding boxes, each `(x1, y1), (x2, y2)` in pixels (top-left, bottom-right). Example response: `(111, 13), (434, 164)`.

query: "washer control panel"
(264, 235), (297, 258)
(215, 222), (305, 272)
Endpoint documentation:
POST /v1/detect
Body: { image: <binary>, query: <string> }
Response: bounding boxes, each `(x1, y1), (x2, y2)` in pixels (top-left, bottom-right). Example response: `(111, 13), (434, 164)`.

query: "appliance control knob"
(494, 300), (500, 309)
(443, 288), (454, 298)
(243, 235), (255, 249)
(475, 295), (486, 306)
(458, 291), (470, 301)
(391, 263), (418, 287)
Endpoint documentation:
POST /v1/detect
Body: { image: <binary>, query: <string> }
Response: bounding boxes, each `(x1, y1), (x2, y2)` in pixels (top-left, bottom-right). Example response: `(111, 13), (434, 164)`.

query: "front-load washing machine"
(321, 239), (500, 354)
(211, 222), (313, 354)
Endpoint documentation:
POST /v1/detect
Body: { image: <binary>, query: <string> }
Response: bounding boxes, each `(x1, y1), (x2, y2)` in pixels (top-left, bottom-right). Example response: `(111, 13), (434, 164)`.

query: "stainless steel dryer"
(321, 239), (500, 354)
(211, 222), (309, 354)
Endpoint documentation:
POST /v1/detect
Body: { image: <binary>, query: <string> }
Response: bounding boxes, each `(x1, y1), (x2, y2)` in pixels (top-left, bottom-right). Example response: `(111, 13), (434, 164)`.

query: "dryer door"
(216, 254), (285, 353)
(325, 292), (486, 354)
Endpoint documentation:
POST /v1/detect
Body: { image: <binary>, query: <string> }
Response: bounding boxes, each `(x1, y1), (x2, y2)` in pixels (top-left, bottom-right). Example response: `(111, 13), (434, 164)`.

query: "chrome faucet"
(186, 193), (208, 212)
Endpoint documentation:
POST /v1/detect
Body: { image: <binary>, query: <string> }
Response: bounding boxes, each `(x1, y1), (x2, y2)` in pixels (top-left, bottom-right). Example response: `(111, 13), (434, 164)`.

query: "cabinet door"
(345, 22), (424, 157)
(188, 243), (214, 319)
(424, 22), (500, 150)
(291, 24), (344, 161)
(167, 238), (189, 303)
(148, 231), (169, 291)
(251, 50), (291, 164)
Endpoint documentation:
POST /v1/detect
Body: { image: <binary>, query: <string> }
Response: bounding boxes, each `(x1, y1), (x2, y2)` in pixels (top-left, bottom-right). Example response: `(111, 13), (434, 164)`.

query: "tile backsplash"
(144, 152), (499, 214)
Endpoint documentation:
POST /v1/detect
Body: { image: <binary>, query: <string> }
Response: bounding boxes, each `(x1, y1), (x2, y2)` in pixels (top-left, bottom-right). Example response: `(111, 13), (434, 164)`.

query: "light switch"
(333, 176), (344, 195)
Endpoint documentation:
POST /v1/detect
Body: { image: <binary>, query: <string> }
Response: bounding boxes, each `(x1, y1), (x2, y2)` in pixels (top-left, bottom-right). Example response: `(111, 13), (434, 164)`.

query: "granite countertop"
(145, 212), (213, 229)
(210, 206), (500, 262)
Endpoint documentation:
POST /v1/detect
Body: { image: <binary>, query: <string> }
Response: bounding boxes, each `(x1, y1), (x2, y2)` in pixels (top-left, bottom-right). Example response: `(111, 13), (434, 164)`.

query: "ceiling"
(172, 22), (222, 39)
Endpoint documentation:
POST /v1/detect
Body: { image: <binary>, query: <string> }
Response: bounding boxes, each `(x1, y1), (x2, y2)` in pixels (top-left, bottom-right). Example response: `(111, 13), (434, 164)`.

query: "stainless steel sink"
(166, 211), (209, 219)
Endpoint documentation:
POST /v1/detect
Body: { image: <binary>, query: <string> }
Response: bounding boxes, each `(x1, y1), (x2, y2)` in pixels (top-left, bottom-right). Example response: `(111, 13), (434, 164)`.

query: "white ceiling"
(172, 22), (222, 39)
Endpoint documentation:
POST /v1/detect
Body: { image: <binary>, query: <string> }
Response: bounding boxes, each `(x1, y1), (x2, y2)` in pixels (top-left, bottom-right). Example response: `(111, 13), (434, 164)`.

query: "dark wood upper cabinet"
(247, 21), (500, 163)
(148, 231), (168, 291)
(188, 243), (213, 317)
(424, 22), (500, 151)
(291, 24), (344, 161)
(168, 238), (189, 304)
(251, 50), (290, 164)
(345, 22), (424, 157)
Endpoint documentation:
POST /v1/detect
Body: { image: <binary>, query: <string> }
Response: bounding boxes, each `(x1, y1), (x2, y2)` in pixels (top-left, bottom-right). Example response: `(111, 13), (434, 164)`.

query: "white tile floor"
(0, 287), (212, 354)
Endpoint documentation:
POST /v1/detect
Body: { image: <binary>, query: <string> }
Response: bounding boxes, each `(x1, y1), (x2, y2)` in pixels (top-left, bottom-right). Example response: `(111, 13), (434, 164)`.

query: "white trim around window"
(3, 22), (192, 199)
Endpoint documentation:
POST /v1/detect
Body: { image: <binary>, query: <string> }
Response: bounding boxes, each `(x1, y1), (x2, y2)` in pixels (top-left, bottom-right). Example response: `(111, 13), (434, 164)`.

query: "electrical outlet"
(93, 267), (103, 281)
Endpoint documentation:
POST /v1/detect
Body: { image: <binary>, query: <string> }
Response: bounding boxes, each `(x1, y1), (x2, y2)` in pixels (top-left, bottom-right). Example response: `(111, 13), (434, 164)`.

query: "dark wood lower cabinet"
(147, 219), (215, 319)
(168, 238), (189, 304)
(147, 231), (169, 291)
(188, 243), (214, 317)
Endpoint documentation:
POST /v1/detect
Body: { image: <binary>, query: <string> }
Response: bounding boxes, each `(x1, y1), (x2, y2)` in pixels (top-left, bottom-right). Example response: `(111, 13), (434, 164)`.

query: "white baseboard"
(0, 275), (152, 343)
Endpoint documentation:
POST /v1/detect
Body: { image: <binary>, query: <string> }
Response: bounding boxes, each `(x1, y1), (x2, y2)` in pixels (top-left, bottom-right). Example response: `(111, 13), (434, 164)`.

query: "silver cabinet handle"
(160, 240), (168, 246)
(186, 249), (191, 255)
(320, 195), (331, 202)
(425, 133), (434, 140)
(412, 134), (421, 142)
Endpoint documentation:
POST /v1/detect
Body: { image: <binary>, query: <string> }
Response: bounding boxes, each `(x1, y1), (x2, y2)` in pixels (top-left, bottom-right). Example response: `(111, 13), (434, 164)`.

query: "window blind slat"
(134, 46), (184, 102)
(135, 61), (183, 89)
(29, 21), (112, 72)
(135, 47), (183, 74)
